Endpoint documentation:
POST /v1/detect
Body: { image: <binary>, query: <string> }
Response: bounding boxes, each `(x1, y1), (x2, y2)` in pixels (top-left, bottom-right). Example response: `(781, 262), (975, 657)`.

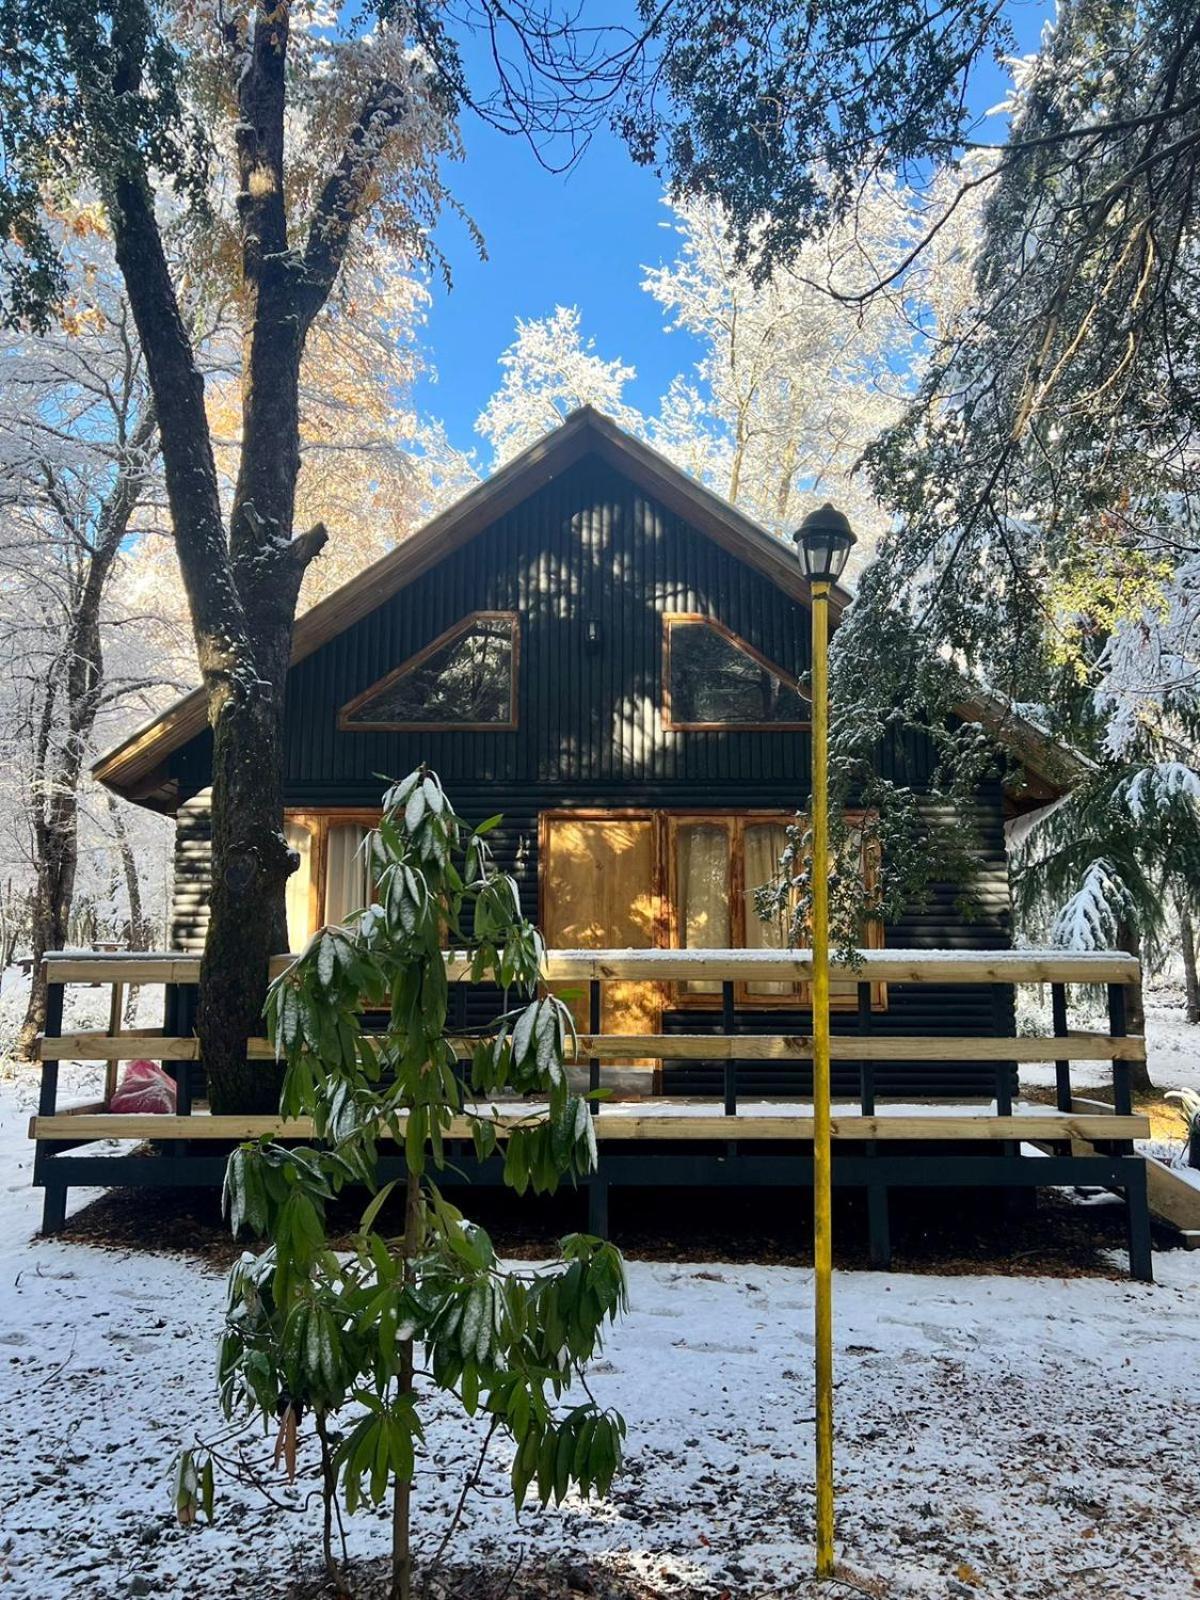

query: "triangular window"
(663, 614), (809, 729)
(340, 612), (518, 730)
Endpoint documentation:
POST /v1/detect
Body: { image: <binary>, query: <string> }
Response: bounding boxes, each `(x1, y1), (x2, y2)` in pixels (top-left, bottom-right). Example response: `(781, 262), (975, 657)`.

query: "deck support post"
(587, 1174), (609, 1236)
(40, 1182), (68, 1234)
(866, 1183), (890, 1269)
(1124, 1162), (1153, 1283)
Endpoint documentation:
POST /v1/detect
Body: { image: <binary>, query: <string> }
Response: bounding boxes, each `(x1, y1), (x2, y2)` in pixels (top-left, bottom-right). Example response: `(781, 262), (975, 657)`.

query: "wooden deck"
(29, 947), (1155, 1278)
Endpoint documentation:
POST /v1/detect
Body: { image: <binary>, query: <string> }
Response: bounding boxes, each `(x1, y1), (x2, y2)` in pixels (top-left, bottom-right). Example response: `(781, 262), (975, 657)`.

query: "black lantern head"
(793, 503), (856, 583)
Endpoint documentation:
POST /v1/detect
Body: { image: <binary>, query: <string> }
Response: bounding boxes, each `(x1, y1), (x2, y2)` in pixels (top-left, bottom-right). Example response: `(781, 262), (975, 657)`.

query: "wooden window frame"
(285, 809), (382, 939)
(338, 611), (520, 733)
(538, 809), (667, 1051)
(538, 806), (886, 1014)
(661, 613), (811, 732)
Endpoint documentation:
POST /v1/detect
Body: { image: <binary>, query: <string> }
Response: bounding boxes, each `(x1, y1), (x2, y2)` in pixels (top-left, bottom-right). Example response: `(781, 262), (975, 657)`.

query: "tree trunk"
(196, 646), (294, 1113)
(108, 795), (147, 950)
(101, 18), (403, 1116)
(1181, 909), (1199, 1024)
(16, 403), (157, 1061)
(17, 819), (76, 1060)
(108, 169), (305, 1114)
(108, 792), (148, 1024)
(392, 1167), (424, 1600)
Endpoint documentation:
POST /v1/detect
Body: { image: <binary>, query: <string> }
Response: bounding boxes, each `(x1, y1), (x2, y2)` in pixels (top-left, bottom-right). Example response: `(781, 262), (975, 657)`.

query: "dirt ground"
(54, 1177), (1157, 1280)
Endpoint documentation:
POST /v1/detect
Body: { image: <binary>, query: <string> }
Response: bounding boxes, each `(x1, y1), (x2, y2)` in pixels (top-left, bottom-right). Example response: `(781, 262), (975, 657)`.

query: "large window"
(339, 612), (518, 731)
(538, 809), (883, 1012)
(663, 615), (809, 729)
(284, 812), (380, 948)
(669, 816), (805, 1003)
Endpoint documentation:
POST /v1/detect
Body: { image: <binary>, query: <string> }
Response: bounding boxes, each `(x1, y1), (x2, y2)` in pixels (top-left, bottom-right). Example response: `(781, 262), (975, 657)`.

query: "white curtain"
(325, 823), (372, 925)
(284, 822), (313, 951)
(742, 821), (795, 997)
(675, 824), (730, 995)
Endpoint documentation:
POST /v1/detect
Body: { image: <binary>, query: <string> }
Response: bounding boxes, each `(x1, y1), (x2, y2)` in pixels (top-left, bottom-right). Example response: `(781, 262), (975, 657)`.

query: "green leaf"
(461, 1361), (479, 1416)
(360, 1178), (399, 1235)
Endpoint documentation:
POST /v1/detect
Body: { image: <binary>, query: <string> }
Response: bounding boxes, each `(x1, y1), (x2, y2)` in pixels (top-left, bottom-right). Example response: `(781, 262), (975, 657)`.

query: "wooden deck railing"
(28, 947), (1155, 1278)
(35, 945), (1145, 1119)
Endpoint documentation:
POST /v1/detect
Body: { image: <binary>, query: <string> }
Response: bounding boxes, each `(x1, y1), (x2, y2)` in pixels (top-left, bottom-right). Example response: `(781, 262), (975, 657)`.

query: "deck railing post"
(36, 969), (67, 1232)
(164, 982), (193, 1117)
(104, 979), (124, 1108)
(451, 981), (469, 1103)
(1052, 983), (1071, 1113)
(1108, 982), (1132, 1116)
(587, 977), (606, 1231)
(721, 980), (738, 1162)
(1107, 980), (1136, 1161)
(857, 981), (874, 1114)
(588, 979), (601, 1115)
(721, 982), (737, 1117)
(39, 972), (64, 1118)
(991, 975), (1014, 1116)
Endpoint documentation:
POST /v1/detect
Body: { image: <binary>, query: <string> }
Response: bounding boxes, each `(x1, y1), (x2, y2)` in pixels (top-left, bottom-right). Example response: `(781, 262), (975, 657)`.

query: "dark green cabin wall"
(166, 453), (1015, 1094)
(172, 453), (945, 804)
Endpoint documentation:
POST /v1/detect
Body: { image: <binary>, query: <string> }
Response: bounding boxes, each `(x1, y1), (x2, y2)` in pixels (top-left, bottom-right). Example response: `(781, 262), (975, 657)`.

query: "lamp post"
(792, 503), (856, 1580)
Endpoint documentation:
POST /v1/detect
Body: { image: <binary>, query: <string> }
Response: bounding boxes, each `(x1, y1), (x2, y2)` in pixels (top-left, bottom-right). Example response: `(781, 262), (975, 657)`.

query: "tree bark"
(392, 1167), (424, 1600)
(107, 791), (148, 1024)
(107, 167), (303, 1113)
(1181, 908), (1199, 1024)
(98, 7), (405, 1112)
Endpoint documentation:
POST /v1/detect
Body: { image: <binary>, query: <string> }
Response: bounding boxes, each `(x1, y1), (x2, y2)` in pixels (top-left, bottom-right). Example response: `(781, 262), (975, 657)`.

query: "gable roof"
(93, 406), (1087, 810)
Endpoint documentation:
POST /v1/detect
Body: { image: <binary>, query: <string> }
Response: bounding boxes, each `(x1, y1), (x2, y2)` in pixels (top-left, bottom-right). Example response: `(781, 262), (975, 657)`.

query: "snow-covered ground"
(3, 1060), (1200, 1599)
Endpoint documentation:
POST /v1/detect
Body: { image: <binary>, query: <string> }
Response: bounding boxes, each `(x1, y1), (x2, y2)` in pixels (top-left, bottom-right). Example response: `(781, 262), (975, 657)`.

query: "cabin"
(31, 409), (1152, 1274)
(94, 408), (1075, 1099)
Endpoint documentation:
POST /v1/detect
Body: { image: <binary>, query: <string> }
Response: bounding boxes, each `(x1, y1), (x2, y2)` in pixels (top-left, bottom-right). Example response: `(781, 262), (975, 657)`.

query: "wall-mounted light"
(585, 616), (603, 654)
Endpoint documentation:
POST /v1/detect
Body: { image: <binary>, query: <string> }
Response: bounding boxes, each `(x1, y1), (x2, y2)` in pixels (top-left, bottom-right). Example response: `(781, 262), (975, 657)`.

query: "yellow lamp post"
(792, 503), (857, 1580)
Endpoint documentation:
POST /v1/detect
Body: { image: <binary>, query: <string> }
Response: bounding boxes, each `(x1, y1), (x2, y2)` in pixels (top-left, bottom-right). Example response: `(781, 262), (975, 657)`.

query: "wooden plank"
(44, 947), (1143, 987)
(40, 1029), (1146, 1064)
(43, 954), (296, 984)
(535, 951), (1142, 985)
(1141, 1157), (1200, 1232)
(31, 1110), (1149, 1143)
(39, 1034), (278, 1062)
(564, 1032), (1145, 1062)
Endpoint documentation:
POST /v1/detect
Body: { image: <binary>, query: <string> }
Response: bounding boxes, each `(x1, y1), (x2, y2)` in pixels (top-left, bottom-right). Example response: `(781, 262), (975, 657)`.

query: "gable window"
(339, 612), (518, 731)
(284, 812), (380, 949)
(663, 614), (808, 730)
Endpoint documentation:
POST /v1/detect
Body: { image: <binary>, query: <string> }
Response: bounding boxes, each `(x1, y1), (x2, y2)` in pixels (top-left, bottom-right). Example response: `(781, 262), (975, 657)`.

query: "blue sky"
(415, 1), (1053, 456)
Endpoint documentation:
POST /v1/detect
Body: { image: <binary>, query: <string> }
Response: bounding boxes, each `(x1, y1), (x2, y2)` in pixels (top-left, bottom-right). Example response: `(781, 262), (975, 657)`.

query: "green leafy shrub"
(201, 768), (626, 1600)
